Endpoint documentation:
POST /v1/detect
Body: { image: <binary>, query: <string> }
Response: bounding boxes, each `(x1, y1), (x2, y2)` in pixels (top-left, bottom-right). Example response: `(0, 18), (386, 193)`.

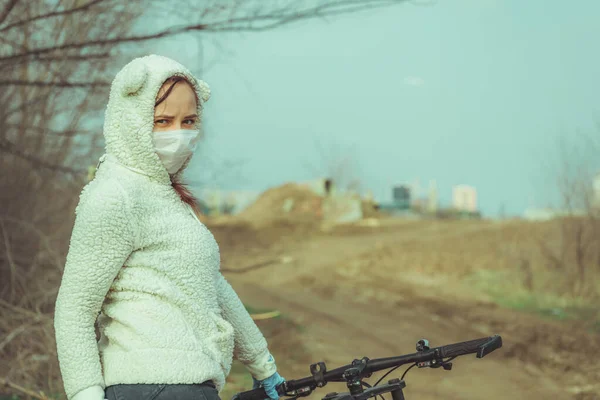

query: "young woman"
(54, 55), (285, 400)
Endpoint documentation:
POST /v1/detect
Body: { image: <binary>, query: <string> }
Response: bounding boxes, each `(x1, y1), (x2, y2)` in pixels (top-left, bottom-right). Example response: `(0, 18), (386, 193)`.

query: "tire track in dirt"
(220, 219), (584, 399)
(231, 279), (564, 400)
(234, 282), (403, 353)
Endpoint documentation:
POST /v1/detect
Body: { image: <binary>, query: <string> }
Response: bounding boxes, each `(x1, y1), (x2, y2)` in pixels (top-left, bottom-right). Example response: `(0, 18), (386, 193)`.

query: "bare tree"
(0, 2), (147, 396)
(0, 0), (145, 301)
(0, 0), (417, 397)
(536, 127), (600, 298)
(303, 137), (364, 194)
(0, 0), (412, 175)
(0, 0), (416, 297)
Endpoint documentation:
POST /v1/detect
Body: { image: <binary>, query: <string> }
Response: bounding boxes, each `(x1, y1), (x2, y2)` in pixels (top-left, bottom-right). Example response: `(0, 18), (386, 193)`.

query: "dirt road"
(212, 219), (600, 400)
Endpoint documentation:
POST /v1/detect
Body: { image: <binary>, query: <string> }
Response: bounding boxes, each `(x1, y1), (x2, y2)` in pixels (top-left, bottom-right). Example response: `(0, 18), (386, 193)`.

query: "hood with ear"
(103, 54), (210, 185)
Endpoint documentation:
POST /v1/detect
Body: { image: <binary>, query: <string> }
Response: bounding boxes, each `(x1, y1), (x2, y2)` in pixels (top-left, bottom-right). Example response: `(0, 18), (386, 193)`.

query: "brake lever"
(283, 386), (313, 399)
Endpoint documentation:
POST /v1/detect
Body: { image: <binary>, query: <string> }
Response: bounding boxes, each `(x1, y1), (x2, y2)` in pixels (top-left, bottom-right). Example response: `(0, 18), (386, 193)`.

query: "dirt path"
(215, 220), (599, 400)
(233, 284), (561, 400)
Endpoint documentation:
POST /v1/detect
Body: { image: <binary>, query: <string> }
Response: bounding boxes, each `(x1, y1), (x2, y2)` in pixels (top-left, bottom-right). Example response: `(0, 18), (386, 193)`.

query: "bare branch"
(0, 0), (107, 33)
(4, 123), (94, 137)
(0, 0), (20, 26)
(221, 259), (279, 274)
(0, 80), (109, 88)
(0, 378), (50, 400)
(0, 0), (407, 63)
(0, 138), (81, 175)
(208, 0), (402, 31)
(0, 96), (52, 122)
(221, 255), (294, 274)
(0, 219), (17, 301)
(0, 216), (65, 270)
(250, 310), (281, 321)
(31, 52), (111, 62)
(304, 136), (362, 192)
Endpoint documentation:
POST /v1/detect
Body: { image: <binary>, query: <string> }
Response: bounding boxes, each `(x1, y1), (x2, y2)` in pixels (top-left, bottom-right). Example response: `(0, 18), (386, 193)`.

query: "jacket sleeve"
(54, 180), (135, 400)
(215, 274), (277, 380)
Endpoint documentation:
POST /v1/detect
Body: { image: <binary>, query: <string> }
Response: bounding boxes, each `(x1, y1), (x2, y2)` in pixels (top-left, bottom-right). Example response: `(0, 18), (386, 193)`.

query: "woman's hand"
(252, 372), (286, 400)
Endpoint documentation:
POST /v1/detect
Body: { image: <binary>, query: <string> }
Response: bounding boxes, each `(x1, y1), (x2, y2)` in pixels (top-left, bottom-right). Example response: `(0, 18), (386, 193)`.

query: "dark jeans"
(105, 381), (220, 400)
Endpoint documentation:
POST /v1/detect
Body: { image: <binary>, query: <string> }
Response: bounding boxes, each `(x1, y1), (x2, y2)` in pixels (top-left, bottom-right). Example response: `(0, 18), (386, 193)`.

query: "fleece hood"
(102, 54), (210, 185)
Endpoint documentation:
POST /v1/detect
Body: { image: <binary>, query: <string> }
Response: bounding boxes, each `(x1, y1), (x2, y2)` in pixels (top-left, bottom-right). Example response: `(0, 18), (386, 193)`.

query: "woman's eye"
(155, 119), (168, 124)
(183, 119), (196, 125)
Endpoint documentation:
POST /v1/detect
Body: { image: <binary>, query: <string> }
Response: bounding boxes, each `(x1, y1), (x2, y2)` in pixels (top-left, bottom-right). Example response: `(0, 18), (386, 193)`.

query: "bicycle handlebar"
(232, 335), (502, 400)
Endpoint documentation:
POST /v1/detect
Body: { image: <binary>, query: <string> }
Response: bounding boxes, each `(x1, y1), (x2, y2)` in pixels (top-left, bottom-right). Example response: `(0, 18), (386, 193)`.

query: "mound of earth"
(237, 183), (324, 228)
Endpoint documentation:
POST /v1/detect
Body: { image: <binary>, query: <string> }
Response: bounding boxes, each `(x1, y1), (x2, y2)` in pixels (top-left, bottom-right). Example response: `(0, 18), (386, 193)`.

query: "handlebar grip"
(231, 387), (268, 400)
(439, 335), (502, 359)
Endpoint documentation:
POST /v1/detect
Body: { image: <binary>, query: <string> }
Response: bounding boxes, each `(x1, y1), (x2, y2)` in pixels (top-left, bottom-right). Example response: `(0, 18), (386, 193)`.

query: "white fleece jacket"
(54, 55), (276, 400)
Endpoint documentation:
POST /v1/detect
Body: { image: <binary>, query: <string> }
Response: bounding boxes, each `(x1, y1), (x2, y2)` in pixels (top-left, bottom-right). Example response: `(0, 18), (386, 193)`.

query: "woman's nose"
(167, 122), (183, 131)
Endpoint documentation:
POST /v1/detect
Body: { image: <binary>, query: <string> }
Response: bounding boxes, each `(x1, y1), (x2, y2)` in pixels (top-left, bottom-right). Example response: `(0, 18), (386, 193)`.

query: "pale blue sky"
(148, 0), (600, 216)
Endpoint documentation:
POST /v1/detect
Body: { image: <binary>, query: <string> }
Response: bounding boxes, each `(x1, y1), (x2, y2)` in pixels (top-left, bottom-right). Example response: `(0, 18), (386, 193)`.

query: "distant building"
(452, 185), (478, 212)
(374, 184), (411, 213)
(410, 179), (422, 205)
(392, 185), (411, 208)
(427, 180), (439, 213)
(593, 173), (600, 208)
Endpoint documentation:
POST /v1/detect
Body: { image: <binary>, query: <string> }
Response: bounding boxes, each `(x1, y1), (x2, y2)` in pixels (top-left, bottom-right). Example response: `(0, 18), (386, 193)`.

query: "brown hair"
(155, 76), (199, 108)
(171, 178), (202, 217)
(155, 76), (202, 218)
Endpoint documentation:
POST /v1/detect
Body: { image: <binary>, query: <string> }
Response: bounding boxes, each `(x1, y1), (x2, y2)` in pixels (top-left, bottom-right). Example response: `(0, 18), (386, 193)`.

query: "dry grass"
(312, 218), (600, 332)
(219, 313), (310, 400)
(2, 200), (600, 398)
(0, 190), (78, 399)
(0, 144), (83, 399)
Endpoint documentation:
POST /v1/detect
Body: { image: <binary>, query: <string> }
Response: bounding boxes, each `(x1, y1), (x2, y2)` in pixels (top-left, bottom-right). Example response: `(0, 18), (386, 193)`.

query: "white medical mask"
(152, 129), (200, 174)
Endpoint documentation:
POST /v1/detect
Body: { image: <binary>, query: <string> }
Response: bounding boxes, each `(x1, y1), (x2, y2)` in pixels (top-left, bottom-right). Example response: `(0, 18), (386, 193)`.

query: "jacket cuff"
(243, 349), (277, 381)
(71, 385), (105, 400)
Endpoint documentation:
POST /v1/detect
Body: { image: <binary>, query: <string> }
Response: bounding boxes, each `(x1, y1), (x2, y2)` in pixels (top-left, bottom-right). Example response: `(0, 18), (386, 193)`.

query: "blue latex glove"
(252, 372), (286, 400)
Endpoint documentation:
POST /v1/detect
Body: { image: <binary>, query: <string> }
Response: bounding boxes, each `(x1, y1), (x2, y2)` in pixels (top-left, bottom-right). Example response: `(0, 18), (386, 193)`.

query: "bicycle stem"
(284, 350), (435, 391)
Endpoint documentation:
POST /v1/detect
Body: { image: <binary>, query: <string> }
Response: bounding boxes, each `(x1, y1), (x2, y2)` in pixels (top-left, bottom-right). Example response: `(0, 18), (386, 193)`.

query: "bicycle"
(232, 334), (502, 400)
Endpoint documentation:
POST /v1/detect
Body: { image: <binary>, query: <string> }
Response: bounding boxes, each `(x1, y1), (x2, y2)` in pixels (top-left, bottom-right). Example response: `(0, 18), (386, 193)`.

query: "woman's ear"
(196, 79), (211, 103)
(113, 59), (149, 97)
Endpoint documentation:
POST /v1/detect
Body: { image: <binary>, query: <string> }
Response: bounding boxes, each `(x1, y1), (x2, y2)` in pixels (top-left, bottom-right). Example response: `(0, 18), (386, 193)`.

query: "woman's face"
(153, 81), (198, 132)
